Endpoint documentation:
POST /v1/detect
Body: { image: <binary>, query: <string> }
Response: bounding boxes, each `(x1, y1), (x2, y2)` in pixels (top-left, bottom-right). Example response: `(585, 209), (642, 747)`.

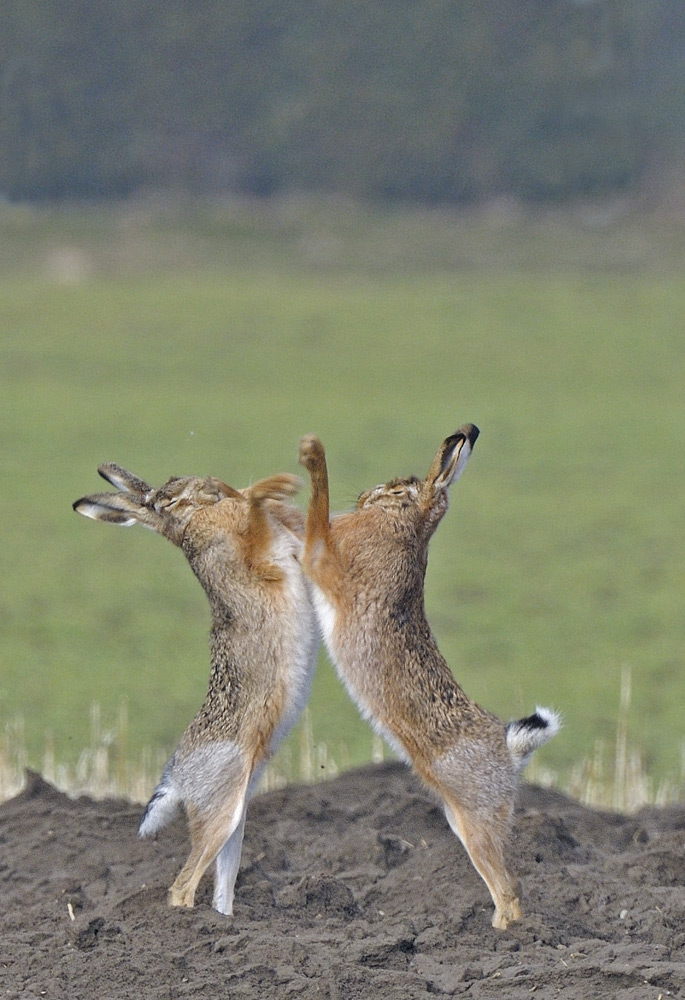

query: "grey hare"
(74, 463), (318, 914)
(298, 425), (559, 928)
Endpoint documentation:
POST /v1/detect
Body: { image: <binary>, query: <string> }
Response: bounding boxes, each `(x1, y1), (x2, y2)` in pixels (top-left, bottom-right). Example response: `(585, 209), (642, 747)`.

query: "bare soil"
(2, 763), (684, 999)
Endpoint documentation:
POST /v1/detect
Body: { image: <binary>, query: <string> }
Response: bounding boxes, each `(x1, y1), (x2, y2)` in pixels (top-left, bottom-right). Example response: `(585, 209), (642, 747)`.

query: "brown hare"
(298, 425), (559, 929)
(73, 463), (318, 915)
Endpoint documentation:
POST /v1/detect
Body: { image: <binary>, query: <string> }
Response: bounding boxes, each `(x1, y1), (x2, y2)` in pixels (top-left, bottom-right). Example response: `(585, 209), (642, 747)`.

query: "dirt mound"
(2, 763), (684, 998)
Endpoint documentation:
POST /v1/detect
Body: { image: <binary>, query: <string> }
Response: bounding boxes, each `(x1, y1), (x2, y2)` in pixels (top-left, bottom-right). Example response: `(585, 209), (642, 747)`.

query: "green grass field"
(1, 197), (684, 794)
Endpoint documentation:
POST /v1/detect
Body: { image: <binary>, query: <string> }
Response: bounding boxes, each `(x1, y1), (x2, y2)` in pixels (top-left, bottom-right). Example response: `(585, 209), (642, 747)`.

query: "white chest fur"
(311, 583), (338, 649)
(309, 581), (408, 762)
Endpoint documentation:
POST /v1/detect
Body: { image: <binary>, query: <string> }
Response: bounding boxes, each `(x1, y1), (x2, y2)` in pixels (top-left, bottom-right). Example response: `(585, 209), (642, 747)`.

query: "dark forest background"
(1, 0), (683, 205)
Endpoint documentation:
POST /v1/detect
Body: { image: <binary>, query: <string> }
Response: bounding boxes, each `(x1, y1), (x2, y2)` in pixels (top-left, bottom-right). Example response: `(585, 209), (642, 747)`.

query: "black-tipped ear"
(98, 463), (152, 495)
(426, 424), (479, 493)
(72, 495), (139, 526)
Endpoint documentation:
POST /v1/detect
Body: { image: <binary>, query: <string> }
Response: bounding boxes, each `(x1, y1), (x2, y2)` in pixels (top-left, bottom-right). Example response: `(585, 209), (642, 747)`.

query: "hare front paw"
(298, 435), (325, 472)
(250, 473), (301, 502)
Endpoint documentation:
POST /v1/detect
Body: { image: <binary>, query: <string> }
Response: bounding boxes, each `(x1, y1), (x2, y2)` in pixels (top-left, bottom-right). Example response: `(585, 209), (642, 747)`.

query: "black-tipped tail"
(506, 706), (561, 770)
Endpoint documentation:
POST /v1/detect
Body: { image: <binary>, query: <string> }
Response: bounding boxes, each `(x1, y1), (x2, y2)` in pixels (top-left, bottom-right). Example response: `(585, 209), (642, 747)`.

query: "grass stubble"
(2, 667), (682, 812)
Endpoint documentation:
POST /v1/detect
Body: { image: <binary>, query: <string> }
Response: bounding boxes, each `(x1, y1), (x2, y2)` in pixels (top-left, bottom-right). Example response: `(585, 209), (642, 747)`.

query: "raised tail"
(138, 767), (181, 839)
(506, 706), (561, 772)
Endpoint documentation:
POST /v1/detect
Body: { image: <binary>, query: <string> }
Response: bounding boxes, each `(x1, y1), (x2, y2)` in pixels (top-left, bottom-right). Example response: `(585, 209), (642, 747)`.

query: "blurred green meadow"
(1, 197), (684, 793)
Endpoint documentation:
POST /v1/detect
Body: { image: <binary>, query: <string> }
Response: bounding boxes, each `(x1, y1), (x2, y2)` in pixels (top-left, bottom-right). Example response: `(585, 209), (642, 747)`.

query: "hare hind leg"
(169, 783), (249, 910)
(211, 764), (262, 915)
(212, 804), (248, 915)
(442, 795), (522, 930)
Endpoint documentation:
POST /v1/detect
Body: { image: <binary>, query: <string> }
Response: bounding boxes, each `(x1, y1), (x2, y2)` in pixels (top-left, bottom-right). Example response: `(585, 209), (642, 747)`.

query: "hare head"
(355, 423), (479, 531)
(74, 462), (249, 544)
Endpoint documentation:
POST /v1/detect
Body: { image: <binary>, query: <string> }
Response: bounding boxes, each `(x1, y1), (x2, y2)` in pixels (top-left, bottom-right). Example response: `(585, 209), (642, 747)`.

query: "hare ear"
(425, 424), (480, 493)
(75, 463), (156, 527)
(214, 479), (245, 501)
(98, 463), (152, 495)
(72, 491), (146, 526)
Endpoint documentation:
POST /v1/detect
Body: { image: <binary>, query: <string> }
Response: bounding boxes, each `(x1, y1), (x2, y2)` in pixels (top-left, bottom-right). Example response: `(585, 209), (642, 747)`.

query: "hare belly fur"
(310, 582), (410, 762)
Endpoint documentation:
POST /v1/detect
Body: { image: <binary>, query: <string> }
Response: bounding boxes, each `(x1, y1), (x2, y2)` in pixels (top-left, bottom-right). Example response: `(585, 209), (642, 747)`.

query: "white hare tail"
(506, 707), (561, 771)
(138, 768), (181, 838)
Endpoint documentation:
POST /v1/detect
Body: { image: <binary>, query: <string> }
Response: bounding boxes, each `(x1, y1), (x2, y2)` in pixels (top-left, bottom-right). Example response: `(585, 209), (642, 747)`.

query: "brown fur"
(298, 427), (558, 929)
(74, 465), (318, 914)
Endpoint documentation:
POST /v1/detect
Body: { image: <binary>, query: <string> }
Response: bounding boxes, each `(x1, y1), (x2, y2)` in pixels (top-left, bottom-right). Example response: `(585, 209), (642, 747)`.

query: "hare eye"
(157, 494), (182, 511)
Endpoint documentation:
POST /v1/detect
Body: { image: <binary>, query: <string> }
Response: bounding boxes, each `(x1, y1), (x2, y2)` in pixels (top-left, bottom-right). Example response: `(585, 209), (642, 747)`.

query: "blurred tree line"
(1, 0), (682, 204)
